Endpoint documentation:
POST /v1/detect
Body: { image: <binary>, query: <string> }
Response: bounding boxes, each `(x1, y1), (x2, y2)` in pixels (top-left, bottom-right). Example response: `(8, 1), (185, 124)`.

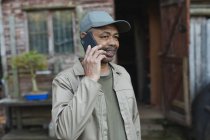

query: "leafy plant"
(11, 51), (48, 93)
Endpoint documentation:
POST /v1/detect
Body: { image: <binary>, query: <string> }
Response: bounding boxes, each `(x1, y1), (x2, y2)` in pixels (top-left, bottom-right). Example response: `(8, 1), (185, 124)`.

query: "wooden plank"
(0, 116), (6, 124)
(200, 18), (207, 86)
(160, 0), (191, 126)
(9, 15), (19, 98)
(189, 18), (196, 101)
(207, 19), (210, 83)
(12, 116), (51, 126)
(15, 118), (50, 126)
(10, 107), (51, 128)
(24, 12), (29, 52)
(1, 129), (57, 140)
(191, 4), (210, 9)
(160, 0), (181, 7)
(191, 17), (210, 99)
(148, 4), (162, 106)
(194, 18), (202, 93)
(190, 8), (210, 16)
(183, 57), (191, 126)
(0, 3), (9, 97)
(0, 98), (52, 130)
(47, 12), (54, 56)
(15, 108), (22, 129)
(134, 19), (144, 103)
(172, 100), (185, 109)
(22, 4), (75, 11)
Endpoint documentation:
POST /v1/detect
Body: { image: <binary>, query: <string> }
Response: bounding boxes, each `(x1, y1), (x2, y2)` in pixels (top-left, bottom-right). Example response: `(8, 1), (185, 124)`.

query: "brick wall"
(1, 0), (114, 96)
(0, 0), (114, 132)
(2, 0), (113, 56)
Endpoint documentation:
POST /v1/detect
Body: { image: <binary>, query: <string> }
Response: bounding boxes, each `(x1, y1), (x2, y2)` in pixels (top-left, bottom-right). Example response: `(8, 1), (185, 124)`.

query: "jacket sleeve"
(122, 67), (141, 140)
(133, 101), (141, 140)
(51, 76), (102, 140)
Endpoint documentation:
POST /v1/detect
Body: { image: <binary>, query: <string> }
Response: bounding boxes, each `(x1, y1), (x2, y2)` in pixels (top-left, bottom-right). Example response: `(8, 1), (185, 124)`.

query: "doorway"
(114, 0), (162, 108)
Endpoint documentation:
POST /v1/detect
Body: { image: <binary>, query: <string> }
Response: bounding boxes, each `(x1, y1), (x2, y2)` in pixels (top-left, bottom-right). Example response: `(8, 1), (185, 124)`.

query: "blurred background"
(0, 0), (210, 140)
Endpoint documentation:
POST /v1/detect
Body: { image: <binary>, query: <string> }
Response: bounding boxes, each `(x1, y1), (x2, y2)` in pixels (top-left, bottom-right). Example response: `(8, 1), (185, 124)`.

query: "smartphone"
(81, 32), (97, 51)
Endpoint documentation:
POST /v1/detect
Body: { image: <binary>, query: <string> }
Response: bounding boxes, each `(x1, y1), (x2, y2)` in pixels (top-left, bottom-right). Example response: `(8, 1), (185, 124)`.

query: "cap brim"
(92, 20), (131, 33)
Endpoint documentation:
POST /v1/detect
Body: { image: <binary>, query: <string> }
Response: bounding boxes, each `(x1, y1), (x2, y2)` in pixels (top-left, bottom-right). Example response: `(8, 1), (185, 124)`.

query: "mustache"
(100, 46), (117, 52)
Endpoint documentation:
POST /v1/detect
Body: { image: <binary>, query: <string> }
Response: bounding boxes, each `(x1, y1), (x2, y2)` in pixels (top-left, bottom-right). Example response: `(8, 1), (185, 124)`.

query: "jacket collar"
(73, 59), (122, 76)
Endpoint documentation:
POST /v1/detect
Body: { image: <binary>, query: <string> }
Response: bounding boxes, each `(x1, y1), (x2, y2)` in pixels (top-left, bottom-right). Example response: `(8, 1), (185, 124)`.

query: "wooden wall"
(189, 17), (210, 101)
(149, 1), (162, 107)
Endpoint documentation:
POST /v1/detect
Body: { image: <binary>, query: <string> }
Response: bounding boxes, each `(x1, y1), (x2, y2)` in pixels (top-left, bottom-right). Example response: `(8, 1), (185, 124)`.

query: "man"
(52, 11), (141, 140)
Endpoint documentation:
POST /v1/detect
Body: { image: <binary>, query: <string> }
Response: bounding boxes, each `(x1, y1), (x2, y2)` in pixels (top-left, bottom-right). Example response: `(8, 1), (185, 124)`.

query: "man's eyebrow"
(113, 31), (119, 35)
(100, 31), (119, 35)
(101, 31), (111, 34)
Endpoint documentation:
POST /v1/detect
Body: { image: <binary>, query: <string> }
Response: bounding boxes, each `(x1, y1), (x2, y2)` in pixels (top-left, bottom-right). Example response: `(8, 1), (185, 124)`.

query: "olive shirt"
(98, 70), (126, 140)
(52, 59), (141, 140)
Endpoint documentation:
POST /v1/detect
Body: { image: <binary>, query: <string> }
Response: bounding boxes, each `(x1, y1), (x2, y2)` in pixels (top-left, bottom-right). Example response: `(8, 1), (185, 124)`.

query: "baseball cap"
(80, 11), (131, 33)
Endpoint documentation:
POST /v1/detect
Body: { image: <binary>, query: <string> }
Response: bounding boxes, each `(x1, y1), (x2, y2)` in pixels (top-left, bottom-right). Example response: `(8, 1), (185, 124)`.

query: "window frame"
(25, 8), (76, 56)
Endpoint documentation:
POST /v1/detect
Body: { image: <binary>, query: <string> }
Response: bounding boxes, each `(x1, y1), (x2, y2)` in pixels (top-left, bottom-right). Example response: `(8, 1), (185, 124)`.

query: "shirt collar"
(73, 58), (122, 76)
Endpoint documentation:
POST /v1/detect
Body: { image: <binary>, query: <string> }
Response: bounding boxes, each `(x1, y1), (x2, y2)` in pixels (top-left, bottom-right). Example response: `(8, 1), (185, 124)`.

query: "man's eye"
(115, 36), (119, 40)
(101, 35), (109, 39)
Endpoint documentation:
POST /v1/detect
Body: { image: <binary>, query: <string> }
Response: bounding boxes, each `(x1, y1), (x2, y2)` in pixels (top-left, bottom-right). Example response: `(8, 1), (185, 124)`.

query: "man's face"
(91, 25), (120, 63)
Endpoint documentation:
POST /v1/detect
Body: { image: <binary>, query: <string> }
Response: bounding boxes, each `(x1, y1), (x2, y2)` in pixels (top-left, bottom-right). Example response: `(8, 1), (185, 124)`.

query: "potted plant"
(11, 51), (49, 100)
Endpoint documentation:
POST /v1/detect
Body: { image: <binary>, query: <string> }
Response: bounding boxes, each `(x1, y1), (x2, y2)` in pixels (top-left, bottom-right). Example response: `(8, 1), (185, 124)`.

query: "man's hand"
(82, 45), (106, 82)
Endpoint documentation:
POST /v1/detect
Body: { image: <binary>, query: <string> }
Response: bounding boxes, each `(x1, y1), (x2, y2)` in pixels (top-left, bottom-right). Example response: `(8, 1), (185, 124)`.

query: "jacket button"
(104, 130), (107, 135)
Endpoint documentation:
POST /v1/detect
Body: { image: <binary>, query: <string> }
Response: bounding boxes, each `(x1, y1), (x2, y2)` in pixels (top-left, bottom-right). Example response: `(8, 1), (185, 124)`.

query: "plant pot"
(23, 91), (49, 101)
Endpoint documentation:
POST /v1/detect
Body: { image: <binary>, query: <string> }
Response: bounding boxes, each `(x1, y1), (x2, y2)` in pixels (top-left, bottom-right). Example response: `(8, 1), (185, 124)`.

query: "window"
(53, 11), (74, 53)
(27, 10), (75, 55)
(28, 12), (48, 53)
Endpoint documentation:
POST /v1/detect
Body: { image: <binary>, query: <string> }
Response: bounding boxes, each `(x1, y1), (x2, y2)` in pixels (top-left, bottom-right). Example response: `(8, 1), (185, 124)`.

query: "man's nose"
(108, 37), (118, 45)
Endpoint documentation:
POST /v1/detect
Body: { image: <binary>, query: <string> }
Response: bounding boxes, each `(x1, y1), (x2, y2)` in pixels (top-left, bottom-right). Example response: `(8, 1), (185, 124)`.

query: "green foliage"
(11, 51), (48, 92)
(11, 51), (47, 72)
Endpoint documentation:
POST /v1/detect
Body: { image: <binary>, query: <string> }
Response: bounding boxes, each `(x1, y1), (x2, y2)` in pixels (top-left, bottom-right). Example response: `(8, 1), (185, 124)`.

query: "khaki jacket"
(52, 60), (141, 140)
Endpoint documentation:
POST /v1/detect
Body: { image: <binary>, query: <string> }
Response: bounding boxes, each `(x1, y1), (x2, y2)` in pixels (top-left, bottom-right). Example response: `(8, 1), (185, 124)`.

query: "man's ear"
(80, 32), (87, 39)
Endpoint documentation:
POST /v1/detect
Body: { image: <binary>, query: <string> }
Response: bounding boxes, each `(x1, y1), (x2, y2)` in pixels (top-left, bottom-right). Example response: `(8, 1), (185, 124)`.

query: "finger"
(96, 45), (103, 51)
(90, 45), (102, 52)
(84, 45), (91, 59)
(85, 45), (103, 60)
(91, 45), (104, 57)
(97, 54), (106, 62)
(90, 45), (104, 57)
(93, 50), (106, 58)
